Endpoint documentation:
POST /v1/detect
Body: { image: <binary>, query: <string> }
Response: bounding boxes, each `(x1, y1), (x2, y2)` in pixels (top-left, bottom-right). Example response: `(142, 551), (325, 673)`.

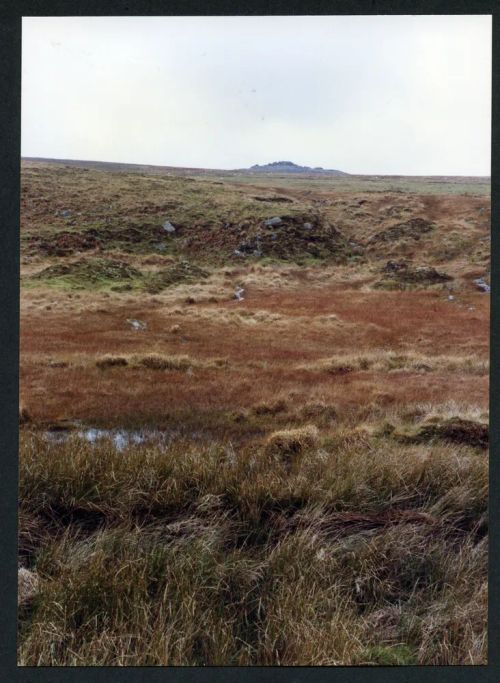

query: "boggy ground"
(19, 160), (490, 665)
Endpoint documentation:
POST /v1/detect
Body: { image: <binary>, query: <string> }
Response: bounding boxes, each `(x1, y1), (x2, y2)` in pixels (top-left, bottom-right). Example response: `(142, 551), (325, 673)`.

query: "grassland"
(19, 159), (490, 665)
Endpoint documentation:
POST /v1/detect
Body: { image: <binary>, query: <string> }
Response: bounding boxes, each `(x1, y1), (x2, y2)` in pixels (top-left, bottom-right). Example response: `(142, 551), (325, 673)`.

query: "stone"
(18, 567), (40, 606)
(264, 217), (282, 227)
(473, 277), (490, 293)
(163, 221), (176, 233)
(126, 318), (147, 331)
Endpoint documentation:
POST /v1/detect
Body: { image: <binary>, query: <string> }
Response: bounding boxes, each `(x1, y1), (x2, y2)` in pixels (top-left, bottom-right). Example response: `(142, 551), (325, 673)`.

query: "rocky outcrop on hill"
(248, 161), (347, 176)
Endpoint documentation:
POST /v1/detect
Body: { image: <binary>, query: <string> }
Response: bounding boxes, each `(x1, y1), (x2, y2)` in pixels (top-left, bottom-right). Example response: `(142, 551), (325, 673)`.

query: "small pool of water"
(44, 427), (178, 451)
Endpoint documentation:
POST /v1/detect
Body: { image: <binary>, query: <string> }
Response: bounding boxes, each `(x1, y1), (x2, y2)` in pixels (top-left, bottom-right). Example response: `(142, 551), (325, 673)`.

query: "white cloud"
(22, 15), (491, 174)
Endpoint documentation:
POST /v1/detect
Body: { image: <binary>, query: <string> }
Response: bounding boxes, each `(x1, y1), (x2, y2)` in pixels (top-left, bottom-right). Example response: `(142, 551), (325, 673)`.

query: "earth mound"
(26, 224), (174, 256)
(233, 215), (357, 261)
(35, 258), (142, 285)
(376, 260), (453, 289)
(146, 261), (209, 293)
(367, 218), (434, 246)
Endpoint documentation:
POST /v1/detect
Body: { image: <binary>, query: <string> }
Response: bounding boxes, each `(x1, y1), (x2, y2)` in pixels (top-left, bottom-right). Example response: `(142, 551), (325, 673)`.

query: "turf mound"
(27, 223), (179, 257)
(413, 417), (489, 449)
(145, 260), (209, 293)
(27, 231), (101, 256)
(388, 417), (489, 449)
(376, 261), (453, 289)
(35, 258), (142, 287)
(367, 218), (434, 246)
(234, 215), (356, 261)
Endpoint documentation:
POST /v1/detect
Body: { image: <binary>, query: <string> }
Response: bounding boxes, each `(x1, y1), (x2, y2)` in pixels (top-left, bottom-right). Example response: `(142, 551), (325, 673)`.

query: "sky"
(22, 15), (492, 175)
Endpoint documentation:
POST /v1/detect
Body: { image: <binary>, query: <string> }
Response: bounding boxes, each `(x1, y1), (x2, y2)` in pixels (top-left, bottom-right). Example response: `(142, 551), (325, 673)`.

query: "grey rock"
(473, 277), (491, 293)
(163, 221), (176, 233)
(303, 222), (313, 230)
(264, 217), (282, 227)
(126, 318), (147, 331)
(18, 567), (40, 606)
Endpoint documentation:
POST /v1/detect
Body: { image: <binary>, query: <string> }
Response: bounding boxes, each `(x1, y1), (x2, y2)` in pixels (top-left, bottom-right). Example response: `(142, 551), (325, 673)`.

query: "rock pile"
(234, 215), (355, 261)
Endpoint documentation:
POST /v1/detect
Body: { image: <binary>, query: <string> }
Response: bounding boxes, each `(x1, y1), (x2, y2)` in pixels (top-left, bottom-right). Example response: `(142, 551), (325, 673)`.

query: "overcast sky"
(22, 15), (491, 175)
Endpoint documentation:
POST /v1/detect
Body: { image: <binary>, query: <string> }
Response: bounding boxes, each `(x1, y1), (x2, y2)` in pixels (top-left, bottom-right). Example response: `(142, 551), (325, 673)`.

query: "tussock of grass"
(136, 353), (193, 372)
(251, 399), (288, 416)
(18, 425), (487, 665)
(96, 355), (129, 369)
(264, 425), (320, 463)
(303, 351), (488, 376)
(299, 402), (337, 420)
(381, 415), (489, 449)
(93, 353), (230, 373)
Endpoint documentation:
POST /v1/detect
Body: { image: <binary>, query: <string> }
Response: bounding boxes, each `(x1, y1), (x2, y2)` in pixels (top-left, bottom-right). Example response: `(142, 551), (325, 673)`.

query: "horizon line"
(20, 155), (492, 179)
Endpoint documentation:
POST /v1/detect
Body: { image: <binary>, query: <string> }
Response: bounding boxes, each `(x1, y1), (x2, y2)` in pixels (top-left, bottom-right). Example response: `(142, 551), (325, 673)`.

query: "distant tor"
(248, 160), (348, 175)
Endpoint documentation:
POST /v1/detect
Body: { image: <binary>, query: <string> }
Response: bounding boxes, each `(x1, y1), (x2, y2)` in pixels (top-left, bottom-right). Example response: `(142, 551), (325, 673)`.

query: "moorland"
(18, 158), (490, 665)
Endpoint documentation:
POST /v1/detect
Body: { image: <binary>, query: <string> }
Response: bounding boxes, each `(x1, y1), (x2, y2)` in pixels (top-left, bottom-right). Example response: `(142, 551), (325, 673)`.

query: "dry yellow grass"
(264, 425), (320, 462)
